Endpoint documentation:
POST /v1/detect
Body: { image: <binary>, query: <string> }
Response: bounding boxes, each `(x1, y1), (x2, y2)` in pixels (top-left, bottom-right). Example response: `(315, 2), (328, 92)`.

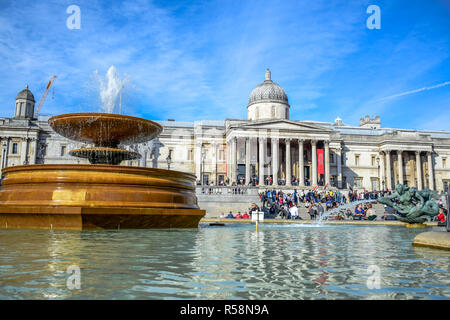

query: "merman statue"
(378, 184), (439, 224)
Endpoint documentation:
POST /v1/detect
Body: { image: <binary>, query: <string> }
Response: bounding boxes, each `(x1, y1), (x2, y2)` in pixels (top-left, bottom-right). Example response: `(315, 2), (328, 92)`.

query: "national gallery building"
(1, 70), (450, 192)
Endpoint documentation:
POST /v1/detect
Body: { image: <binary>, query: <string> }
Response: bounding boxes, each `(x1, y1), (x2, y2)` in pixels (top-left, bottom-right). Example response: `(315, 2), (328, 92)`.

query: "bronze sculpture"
(378, 184), (439, 224)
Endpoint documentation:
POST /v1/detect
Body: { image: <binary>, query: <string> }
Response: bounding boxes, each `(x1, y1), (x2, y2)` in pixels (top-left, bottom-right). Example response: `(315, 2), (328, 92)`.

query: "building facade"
(2, 72), (450, 192)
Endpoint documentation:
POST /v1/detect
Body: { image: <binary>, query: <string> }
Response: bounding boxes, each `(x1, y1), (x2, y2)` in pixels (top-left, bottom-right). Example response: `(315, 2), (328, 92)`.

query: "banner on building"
(317, 149), (324, 175)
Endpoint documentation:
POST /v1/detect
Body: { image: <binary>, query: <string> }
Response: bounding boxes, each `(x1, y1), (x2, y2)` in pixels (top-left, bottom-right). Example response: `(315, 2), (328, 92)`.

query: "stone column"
(31, 138), (38, 164)
(337, 147), (342, 188)
(324, 140), (330, 186)
(298, 139), (304, 187)
(415, 151), (422, 190)
(232, 137), (237, 185)
(259, 137), (265, 185)
(427, 151), (435, 190)
(195, 141), (202, 183)
(272, 138), (279, 186)
(285, 138), (291, 185)
(20, 138), (27, 164)
(397, 150), (404, 185)
(0, 137), (5, 169)
(4, 137), (10, 167)
(245, 137), (251, 186)
(311, 140), (317, 186)
(379, 153), (385, 190)
(385, 150), (392, 190)
(211, 142), (217, 185)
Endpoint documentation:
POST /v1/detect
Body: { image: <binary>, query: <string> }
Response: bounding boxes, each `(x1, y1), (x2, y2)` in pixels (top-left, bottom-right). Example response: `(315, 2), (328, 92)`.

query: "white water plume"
(93, 66), (130, 114)
(316, 199), (375, 225)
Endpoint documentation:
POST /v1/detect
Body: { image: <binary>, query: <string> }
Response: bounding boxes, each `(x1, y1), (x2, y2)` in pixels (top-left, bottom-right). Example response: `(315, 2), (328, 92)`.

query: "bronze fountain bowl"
(48, 113), (163, 147)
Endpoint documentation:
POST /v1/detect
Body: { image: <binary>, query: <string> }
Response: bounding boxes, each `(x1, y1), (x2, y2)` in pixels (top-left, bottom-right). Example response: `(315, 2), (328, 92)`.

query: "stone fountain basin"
(48, 113), (163, 147)
(0, 164), (205, 229)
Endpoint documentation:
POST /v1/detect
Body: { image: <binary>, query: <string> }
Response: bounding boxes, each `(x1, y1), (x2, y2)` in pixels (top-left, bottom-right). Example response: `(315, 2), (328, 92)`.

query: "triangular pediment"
(234, 119), (333, 132)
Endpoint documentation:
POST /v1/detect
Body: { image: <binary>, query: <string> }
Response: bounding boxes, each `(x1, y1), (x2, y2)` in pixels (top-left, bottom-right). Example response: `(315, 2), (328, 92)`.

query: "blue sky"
(0, 0), (449, 130)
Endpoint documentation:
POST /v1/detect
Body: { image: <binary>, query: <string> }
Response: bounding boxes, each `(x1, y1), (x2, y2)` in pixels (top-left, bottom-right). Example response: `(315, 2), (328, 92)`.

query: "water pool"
(0, 224), (449, 299)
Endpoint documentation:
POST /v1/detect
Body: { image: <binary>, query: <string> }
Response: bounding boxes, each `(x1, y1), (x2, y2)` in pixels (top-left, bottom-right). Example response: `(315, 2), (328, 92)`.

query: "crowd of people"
(220, 203), (260, 219)
(215, 187), (448, 223)
(259, 188), (385, 208)
(258, 188), (389, 221)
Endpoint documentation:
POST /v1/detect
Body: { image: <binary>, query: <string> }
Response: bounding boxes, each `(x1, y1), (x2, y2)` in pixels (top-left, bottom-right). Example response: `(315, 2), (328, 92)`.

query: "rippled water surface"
(0, 224), (449, 299)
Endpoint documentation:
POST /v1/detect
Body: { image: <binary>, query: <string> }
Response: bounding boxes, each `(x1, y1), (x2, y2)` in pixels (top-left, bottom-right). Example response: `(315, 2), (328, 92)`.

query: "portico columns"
(285, 138), (291, 186)
(259, 137), (265, 185)
(415, 151), (422, 190)
(427, 151), (435, 190)
(232, 137), (237, 185)
(195, 141), (202, 183)
(397, 150), (404, 185)
(385, 150), (392, 190)
(336, 147), (342, 188)
(324, 141), (330, 186)
(379, 153), (385, 190)
(245, 137), (251, 185)
(298, 139), (304, 187)
(311, 140), (317, 186)
(272, 138), (279, 186)
(211, 142), (218, 185)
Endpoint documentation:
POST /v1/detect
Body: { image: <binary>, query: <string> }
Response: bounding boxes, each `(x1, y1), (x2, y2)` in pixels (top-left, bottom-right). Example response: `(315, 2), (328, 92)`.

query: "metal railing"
(196, 186), (257, 195)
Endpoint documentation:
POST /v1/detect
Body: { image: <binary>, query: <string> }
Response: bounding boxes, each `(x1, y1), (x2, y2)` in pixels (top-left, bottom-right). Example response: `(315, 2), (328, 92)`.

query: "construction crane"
(34, 75), (57, 118)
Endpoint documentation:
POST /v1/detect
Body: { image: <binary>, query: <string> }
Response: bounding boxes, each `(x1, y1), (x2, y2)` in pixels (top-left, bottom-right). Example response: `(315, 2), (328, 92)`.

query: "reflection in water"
(0, 225), (449, 299)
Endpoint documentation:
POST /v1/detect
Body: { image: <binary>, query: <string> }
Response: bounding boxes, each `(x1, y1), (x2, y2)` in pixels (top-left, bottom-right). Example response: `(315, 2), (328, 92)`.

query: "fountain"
(315, 199), (375, 224)
(0, 112), (205, 230)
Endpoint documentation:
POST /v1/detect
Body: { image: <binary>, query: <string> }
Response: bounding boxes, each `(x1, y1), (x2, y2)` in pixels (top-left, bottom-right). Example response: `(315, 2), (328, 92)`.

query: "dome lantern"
(14, 85), (35, 119)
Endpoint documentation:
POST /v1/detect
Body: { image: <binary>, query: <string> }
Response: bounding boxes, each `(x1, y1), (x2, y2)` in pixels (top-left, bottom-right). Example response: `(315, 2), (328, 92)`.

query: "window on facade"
(354, 178), (362, 188)
(219, 149), (225, 161)
(443, 158), (447, 168)
(61, 146), (66, 157)
(331, 175), (337, 187)
(371, 156), (376, 166)
(187, 149), (193, 160)
(355, 155), (360, 166)
(12, 143), (18, 154)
